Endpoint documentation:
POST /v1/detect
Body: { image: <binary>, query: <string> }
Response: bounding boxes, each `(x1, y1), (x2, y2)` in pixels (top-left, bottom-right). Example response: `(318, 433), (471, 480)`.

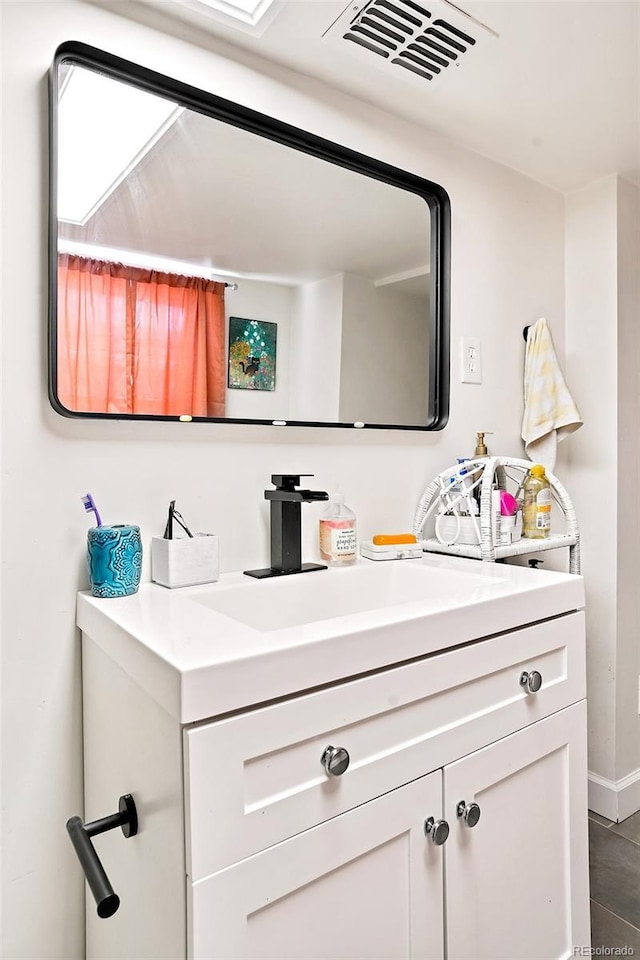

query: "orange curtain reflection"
(57, 254), (226, 417)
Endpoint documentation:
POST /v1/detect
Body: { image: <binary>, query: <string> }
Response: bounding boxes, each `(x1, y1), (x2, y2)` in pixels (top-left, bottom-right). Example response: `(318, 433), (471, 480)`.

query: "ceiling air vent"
(323, 0), (498, 86)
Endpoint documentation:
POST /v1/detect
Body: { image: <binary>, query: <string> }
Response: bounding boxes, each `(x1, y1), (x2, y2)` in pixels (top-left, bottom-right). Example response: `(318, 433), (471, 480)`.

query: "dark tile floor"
(589, 809), (640, 951)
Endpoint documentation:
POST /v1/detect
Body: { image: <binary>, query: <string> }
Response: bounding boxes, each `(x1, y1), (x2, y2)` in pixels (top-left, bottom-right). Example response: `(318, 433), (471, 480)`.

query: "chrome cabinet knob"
(456, 800), (481, 827)
(520, 670), (543, 694)
(321, 745), (350, 777)
(424, 817), (450, 845)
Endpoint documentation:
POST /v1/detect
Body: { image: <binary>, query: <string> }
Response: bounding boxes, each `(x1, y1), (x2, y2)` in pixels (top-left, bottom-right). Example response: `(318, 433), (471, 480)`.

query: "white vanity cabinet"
(76, 558), (589, 959)
(182, 614), (588, 960)
(190, 703), (587, 960)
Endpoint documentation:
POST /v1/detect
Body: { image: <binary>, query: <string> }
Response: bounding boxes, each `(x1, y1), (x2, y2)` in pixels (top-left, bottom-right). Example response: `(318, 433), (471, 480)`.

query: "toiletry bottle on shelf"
(319, 493), (357, 566)
(522, 464), (551, 539)
(474, 431), (492, 457)
(472, 433), (492, 505)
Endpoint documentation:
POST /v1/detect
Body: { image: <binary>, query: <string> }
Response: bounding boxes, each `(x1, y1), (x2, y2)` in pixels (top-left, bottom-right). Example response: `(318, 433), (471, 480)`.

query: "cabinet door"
(444, 701), (590, 960)
(189, 771), (444, 960)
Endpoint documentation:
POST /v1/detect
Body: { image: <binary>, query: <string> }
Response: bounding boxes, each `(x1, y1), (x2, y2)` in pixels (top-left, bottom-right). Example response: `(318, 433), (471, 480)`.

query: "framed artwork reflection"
(228, 317), (277, 391)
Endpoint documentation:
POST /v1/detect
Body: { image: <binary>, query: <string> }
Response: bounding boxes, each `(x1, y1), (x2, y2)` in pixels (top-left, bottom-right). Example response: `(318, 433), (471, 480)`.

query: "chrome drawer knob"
(424, 817), (450, 845)
(456, 800), (481, 828)
(520, 670), (543, 694)
(321, 745), (350, 777)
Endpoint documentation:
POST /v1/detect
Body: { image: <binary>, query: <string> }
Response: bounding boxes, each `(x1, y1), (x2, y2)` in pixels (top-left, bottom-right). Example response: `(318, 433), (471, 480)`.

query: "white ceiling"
(60, 104), (432, 291)
(90, 0), (640, 194)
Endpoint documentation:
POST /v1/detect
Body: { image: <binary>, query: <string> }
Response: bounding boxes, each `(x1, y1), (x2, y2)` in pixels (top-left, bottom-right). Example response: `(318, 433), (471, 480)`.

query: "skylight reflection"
(57, 66), (183, 225)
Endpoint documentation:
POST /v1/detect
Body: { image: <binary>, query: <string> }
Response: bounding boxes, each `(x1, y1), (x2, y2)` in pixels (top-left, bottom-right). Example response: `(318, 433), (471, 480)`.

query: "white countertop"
(77, 553), (584, 724)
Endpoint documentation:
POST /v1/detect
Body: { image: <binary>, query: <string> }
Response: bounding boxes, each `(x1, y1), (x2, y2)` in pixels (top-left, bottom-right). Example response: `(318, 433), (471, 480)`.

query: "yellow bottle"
(522, 464), (551, 539)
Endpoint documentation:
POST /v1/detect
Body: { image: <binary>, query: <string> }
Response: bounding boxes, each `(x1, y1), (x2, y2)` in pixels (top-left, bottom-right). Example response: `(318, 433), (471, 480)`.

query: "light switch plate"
(461, 336), (482, 384)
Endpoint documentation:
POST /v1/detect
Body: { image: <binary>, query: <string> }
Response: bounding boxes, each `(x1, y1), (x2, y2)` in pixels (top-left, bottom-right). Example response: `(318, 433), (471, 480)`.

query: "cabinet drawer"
(184, 611), (584, 881)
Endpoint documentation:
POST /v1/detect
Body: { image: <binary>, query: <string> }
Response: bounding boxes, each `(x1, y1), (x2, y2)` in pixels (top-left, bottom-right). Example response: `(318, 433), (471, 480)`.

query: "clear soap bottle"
(319, 493), (357, 566)
(522, 464), (551, 539)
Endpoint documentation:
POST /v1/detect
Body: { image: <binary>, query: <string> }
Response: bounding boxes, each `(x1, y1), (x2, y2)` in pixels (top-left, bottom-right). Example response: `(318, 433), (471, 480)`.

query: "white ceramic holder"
(151, 534), (219, 589)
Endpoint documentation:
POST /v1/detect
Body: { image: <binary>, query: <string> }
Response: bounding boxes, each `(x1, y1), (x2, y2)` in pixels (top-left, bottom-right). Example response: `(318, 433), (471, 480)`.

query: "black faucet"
(244, 474), (329, 579)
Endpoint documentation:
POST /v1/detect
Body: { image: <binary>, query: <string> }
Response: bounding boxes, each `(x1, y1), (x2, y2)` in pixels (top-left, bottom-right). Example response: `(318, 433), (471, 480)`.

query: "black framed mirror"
(49, 42), (450, 430)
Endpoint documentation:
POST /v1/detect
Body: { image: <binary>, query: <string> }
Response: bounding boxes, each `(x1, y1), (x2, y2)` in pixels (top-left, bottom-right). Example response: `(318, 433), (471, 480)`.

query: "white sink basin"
(77, 554), (584, 723)
(190, 561), (491, 631)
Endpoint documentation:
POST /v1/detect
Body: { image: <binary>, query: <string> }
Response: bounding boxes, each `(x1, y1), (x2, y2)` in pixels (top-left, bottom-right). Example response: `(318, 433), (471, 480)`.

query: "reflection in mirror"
(50, 44), (450, 429)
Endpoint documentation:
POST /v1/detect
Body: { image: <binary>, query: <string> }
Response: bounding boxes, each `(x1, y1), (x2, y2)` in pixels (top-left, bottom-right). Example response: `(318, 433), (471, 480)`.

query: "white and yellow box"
(151, 534), (219, 588)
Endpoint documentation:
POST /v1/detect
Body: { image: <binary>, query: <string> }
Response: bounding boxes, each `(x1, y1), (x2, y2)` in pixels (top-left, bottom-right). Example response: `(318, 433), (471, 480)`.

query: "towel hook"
(523, 325), (531, 342)
(66, 794), (138, 918)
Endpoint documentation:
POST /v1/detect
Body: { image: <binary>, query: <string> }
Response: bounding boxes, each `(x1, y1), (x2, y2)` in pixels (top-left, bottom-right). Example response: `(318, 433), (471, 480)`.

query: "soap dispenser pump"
(474, 431), (493, 457)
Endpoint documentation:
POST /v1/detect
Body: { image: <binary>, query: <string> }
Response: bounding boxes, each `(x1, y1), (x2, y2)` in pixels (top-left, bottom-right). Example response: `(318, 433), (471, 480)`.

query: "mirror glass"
(50, 43), (450, 429)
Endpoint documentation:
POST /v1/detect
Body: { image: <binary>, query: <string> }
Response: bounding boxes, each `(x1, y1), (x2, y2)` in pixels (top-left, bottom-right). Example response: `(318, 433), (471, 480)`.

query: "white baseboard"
(588, 767), (640, 822)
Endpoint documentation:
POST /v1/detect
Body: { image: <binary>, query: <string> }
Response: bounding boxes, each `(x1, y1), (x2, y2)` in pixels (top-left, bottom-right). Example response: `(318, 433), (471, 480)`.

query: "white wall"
(339, 273), (427, 424)
(224, 279), (293, 420)
(615, 177), (640, 784)
(565, 177), (619, 784)
(566, 174), (640, 816)
(288, 275), (344, 421)
(1, 2), (565, 956)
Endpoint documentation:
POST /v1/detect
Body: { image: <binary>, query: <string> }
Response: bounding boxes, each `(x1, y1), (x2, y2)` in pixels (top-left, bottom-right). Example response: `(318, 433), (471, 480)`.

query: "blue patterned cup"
(87, 525), (143, 598)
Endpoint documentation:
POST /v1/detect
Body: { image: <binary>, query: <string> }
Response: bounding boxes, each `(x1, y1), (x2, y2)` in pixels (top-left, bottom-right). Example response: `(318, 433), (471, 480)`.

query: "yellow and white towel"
(521, 317), (582, 471)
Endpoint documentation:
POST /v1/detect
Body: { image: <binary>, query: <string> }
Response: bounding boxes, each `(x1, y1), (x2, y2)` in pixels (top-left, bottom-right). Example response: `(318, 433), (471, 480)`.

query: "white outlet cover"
(461, 336), (482, 384)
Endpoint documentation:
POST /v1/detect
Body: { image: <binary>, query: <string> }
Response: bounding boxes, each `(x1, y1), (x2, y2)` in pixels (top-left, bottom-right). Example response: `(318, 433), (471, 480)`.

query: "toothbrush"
(81, 493), (102, 527)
